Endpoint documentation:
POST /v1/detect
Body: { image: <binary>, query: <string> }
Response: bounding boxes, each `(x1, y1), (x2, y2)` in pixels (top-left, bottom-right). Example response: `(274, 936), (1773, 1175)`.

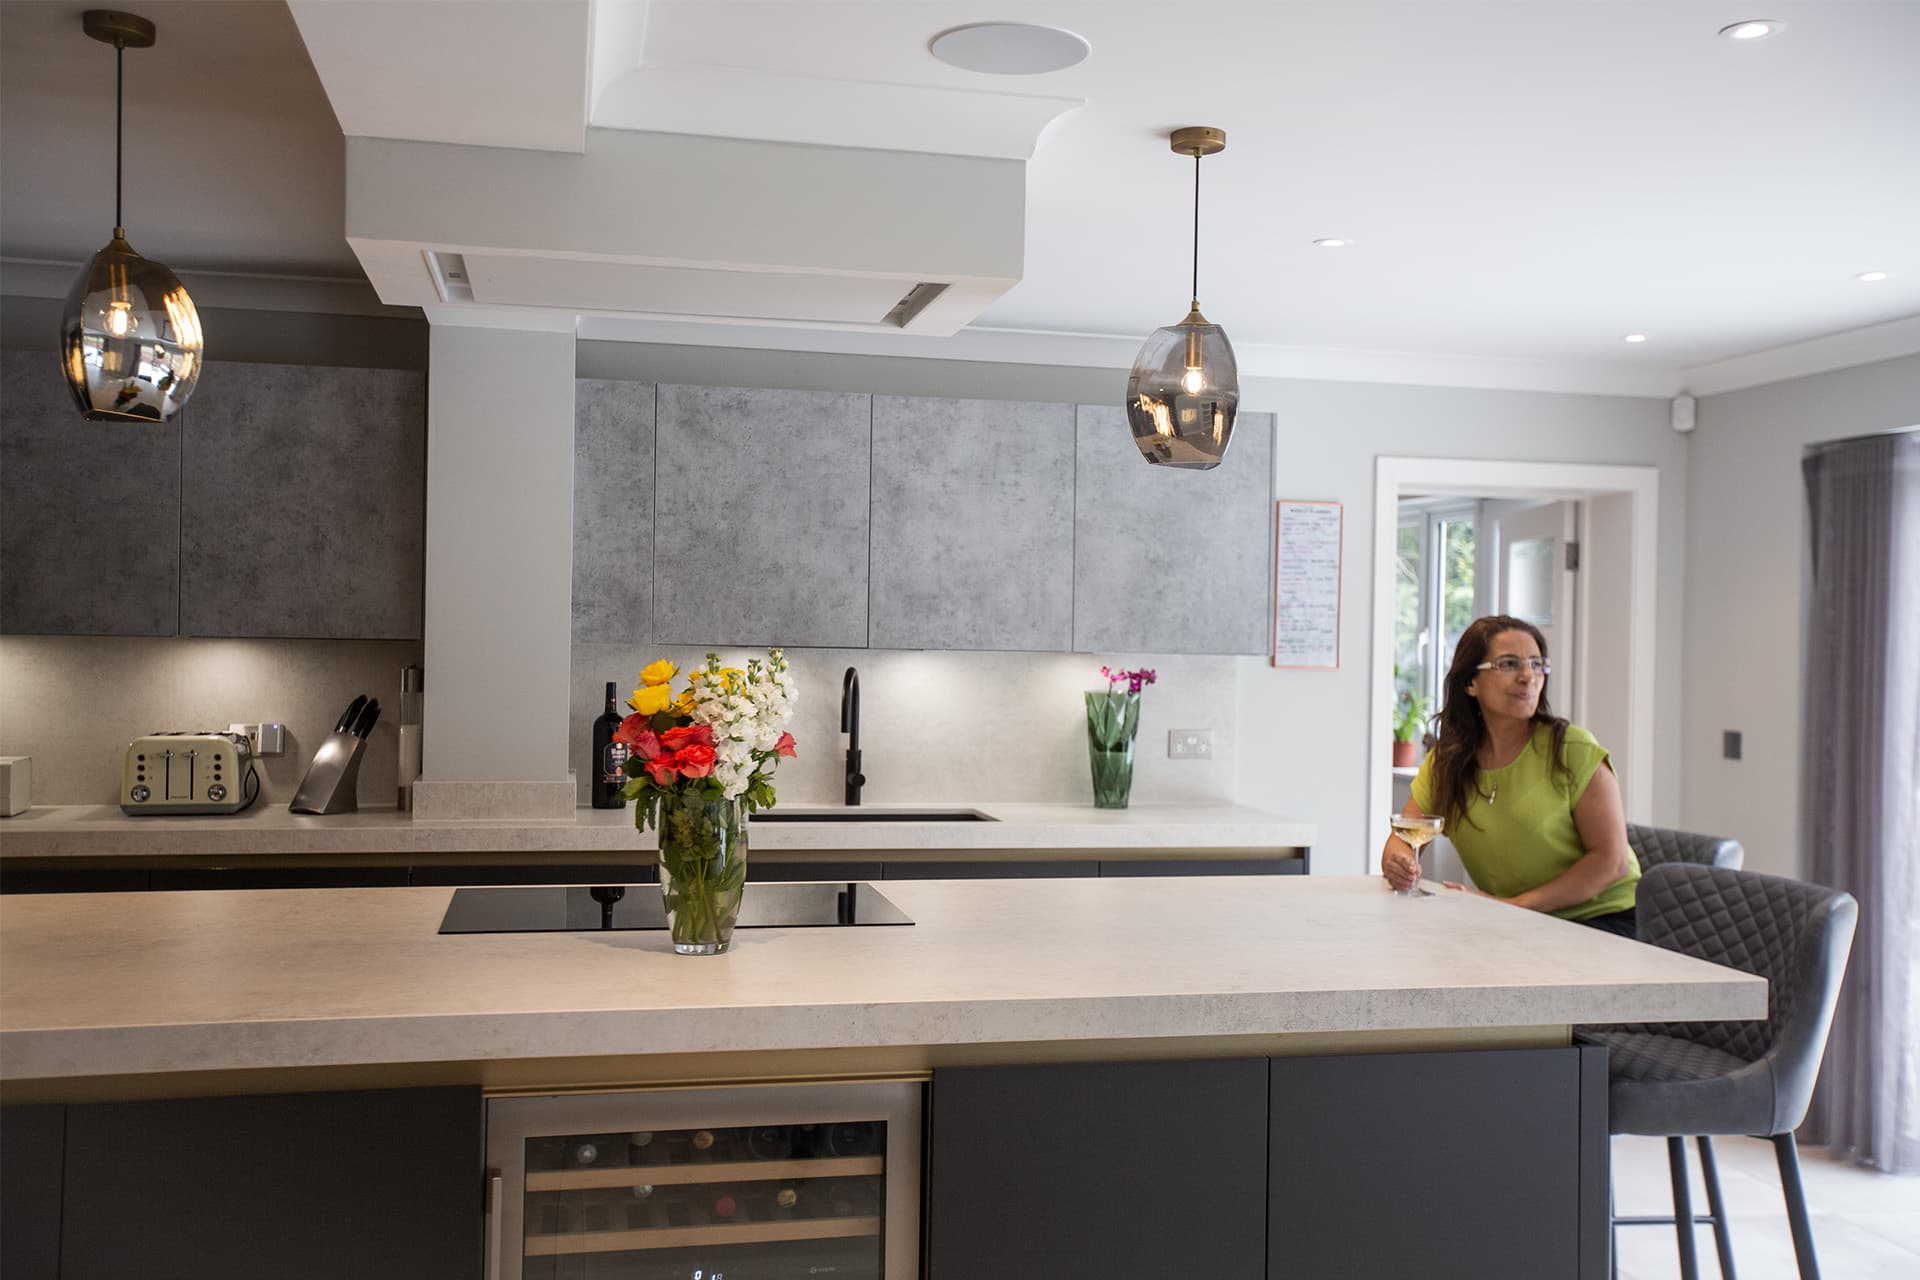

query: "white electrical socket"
(1167, 729), (1213, 760)
(227, 723), (287, 757)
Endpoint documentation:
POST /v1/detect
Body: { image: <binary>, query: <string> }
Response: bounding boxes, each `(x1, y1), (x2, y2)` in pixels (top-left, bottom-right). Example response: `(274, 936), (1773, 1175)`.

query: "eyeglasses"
(1477, 656), (1550, 677)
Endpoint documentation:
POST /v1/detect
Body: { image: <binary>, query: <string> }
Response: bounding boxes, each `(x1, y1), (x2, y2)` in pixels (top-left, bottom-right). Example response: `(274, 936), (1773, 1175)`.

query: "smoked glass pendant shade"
(62, 232), (203, 422)
(1126, 304), (1239, 469)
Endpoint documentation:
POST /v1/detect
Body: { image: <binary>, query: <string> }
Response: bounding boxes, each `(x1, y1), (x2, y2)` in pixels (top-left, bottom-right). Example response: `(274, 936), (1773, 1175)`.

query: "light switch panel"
(1168, 730), (1213, 760)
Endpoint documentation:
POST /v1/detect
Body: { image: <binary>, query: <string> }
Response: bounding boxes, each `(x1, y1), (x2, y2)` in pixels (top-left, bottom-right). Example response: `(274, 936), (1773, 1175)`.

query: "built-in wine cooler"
(486, 1081), (923, 1280)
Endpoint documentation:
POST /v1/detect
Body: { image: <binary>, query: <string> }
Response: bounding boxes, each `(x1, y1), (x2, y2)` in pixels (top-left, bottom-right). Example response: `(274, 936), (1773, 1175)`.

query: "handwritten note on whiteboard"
(1272, 501), (1342, 669)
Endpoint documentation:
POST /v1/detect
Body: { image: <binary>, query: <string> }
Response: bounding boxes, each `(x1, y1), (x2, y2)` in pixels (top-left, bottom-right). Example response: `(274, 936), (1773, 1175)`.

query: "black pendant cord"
(113, 39), (124, 234)
(1191, 153), (1201, 305)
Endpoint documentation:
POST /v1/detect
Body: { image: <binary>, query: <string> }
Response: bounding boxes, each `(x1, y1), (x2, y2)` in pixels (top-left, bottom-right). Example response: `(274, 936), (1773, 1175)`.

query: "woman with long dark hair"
(1381, 614), (1641, 936)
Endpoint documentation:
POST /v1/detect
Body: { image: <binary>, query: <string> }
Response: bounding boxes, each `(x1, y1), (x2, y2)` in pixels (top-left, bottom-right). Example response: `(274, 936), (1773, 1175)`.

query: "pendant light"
(1126, 126), (1239, 469)
(61, 9), (203, 423)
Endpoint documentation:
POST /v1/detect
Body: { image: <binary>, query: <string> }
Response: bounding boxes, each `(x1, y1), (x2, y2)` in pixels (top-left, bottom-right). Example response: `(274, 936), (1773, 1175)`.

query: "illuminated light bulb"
(105, 299), (134, 337)
(1181, 365), (1206, 395)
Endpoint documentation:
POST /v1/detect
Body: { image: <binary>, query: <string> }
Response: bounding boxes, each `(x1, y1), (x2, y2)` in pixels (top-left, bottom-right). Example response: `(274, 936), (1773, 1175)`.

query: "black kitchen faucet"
(841, 666), (865, 806)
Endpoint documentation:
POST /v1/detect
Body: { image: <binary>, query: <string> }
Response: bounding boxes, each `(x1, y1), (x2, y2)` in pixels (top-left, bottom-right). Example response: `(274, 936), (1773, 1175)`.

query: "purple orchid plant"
(1099, 665), (1158, 695)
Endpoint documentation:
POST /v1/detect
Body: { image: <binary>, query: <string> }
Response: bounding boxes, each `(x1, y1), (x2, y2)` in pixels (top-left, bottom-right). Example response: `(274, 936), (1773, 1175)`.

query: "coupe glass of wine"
(1387, 813), (1443, 898)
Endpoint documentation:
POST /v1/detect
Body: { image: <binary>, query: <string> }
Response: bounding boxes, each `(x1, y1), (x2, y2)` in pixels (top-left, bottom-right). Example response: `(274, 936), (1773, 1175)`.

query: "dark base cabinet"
(0, 1105), (63, 1280)
(928, 1048), (1607, 1280)
(5, 1087), (482, 1280)
(928, 1058), (1270, 1278)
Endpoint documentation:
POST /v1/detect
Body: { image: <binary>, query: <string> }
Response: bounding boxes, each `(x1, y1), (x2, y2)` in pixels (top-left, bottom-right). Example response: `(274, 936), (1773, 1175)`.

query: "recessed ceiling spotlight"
(1856, 271), (1890, 282)
(1624, 333), (1649, 343)
(1718, 19), (1785, 40)
(1313, 238), (1353, 248)
(929, 23), (1090, 75)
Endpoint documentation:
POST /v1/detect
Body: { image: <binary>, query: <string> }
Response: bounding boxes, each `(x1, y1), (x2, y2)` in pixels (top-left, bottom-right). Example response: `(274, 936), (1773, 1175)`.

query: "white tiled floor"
(1612, 1135), (1920, 1279)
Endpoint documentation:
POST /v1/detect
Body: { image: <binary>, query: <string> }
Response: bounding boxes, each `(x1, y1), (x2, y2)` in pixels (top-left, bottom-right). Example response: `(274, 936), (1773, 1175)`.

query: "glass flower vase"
(1085, 690), (1142, 809)
(656, 792), (748, 955)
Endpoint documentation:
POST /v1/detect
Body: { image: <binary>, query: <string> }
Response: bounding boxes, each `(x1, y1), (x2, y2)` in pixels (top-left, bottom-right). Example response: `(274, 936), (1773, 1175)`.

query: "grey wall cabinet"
(928, 1058), (1270, 1278)
(572, 379), (655, 642)
(1072, 406), (1275, 654)
(868, 396), (1075, 650)
(181, 360), (425, 638)
(652, 384), (871, 647)
(0, 350), (426, 639)
(1, 348), (182, 635)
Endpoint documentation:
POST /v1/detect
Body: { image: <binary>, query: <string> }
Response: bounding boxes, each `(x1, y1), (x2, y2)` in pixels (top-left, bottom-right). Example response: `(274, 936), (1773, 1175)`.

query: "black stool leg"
(1669, 1136), (1702, 1280)
(1609, 1143), (1620, 1280)
(1696, 1136), (1738, 1279)
(1772, 1133), (1821, 1280)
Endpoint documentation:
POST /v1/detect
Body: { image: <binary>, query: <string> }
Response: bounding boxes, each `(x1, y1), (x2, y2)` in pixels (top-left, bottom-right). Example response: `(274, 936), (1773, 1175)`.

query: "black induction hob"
(437, 882), (912, 935)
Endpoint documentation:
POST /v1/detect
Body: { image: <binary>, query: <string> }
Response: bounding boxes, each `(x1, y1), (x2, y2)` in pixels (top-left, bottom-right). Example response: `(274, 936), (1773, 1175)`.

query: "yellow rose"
(639, 659), (678, 687)
(673, 688), (698, 715)
(630, 684), (674, 715)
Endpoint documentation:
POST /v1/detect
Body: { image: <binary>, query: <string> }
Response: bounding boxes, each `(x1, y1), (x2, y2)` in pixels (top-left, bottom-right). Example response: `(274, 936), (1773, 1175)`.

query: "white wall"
(580, 342), (1690, 872)
(1684, 353), (1920, 877)
(1582, 493), (1635, 812)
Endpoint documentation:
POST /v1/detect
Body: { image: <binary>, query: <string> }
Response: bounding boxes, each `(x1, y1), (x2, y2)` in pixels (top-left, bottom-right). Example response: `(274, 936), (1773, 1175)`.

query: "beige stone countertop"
(0, 876), (1763, 1085)
(0, 801), (1312, 860)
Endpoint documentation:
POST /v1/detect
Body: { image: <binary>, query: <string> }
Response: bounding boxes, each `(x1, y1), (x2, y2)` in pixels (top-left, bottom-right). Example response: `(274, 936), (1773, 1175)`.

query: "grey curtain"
(1800, 428), (1920, 1174)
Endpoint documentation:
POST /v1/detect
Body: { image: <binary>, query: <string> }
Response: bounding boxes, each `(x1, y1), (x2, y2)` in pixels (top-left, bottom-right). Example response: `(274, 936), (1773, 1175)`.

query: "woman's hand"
(1382, 848), (1423, 892)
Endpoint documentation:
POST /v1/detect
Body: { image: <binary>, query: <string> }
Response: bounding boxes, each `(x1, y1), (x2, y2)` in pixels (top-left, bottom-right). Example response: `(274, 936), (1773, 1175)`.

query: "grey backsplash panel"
(652, 384), (871, 648)
(1072, 407), (1275, 655)
(180, 361), (425, 638)
(0, 348), (182, 635)
(869, 396), (1075, 651)
(572, 379), (655, 643)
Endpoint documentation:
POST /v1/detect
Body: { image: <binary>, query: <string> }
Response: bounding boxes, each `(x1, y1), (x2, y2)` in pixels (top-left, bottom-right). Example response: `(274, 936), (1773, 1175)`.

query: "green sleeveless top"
(1410, 722), (1639, 921)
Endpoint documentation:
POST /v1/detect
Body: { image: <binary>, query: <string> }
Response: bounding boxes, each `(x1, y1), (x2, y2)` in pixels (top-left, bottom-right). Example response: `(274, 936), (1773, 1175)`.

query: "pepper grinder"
(397, 664), (423, 811)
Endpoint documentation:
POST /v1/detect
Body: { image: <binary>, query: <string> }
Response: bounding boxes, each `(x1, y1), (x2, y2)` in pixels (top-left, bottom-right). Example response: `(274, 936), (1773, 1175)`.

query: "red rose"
(775, 732), (797, 758)
(614, 716), (659, 759)
(671, 744), (716, 778)
(643, 755), (679, 785)
(660, 724), (714, 752)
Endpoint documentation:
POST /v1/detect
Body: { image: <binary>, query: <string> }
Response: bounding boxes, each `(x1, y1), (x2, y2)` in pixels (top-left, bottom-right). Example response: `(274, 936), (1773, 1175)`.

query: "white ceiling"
(4, 0), (1917, 395)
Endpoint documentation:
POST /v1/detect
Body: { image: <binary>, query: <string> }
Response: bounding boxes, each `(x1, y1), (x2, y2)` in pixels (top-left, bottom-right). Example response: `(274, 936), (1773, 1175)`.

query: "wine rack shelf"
(525, 1154), (883, 1192)
(525, 1214), (882, 1255)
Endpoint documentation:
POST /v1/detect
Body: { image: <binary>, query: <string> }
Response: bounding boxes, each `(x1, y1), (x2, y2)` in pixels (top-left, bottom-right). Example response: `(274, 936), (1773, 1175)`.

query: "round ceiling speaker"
(929, 23), (1090, 75)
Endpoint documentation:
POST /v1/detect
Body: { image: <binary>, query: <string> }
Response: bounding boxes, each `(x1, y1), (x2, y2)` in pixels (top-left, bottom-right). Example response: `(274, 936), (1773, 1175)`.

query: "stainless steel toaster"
(122, 732), (256, 815)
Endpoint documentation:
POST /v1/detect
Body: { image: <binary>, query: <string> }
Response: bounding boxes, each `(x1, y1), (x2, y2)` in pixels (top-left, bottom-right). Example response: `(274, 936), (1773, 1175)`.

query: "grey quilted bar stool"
(1579, 863), (1856, 1280)
(1626, 823), (1745, 871)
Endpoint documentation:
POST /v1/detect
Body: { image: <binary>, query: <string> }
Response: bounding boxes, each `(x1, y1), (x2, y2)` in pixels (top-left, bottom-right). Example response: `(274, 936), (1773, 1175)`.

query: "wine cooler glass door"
(487, 1081), (922, 1280)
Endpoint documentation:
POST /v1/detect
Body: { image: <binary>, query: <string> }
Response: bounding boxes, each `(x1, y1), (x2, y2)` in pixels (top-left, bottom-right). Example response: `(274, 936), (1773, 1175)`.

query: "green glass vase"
(656, 792), (748, 955)
(1085, 690), (1142, 809)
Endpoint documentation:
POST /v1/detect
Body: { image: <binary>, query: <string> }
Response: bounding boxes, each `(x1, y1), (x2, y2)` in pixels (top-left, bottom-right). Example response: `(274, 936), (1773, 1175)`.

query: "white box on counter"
(0, 756), (30, 817)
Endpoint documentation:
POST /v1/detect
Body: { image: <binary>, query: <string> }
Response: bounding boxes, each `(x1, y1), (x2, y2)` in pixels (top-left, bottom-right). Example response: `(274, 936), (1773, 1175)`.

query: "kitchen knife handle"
(335, 694), (368, 735)
(353, 699), (382, 739)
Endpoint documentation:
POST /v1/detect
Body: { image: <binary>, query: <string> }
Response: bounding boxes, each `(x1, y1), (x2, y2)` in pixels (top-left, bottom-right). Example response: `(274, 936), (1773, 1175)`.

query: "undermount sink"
(750, 809), (996, 823)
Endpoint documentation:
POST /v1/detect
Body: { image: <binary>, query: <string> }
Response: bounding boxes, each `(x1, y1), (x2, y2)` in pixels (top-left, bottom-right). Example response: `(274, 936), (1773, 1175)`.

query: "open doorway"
(1370, 459), (1660, 861)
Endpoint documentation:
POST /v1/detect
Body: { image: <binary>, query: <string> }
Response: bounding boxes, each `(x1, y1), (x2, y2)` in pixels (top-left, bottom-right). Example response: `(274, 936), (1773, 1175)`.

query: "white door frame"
(1368, 458), (1659, 862)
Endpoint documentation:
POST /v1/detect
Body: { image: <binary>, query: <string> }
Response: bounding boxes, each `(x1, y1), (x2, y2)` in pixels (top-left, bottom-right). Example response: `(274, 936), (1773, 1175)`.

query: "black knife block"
(290, 730), (367, 815)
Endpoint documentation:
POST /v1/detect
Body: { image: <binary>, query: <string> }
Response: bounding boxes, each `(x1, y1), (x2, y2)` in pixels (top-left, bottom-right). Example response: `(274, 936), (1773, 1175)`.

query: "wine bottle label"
(601, 742), (630, 783)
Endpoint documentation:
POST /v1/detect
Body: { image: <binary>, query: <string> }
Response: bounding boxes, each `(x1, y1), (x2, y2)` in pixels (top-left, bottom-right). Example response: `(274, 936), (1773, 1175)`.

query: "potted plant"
(1392, 686), (1430, 768)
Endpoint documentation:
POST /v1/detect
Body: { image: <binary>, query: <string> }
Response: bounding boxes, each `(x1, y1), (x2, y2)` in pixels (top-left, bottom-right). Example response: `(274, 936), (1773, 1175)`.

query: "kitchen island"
(0, 875), (1762, 1278)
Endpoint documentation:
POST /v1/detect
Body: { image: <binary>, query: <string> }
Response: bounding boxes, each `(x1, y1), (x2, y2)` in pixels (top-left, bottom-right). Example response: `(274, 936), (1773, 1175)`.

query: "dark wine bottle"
(591, 682), (629, 809)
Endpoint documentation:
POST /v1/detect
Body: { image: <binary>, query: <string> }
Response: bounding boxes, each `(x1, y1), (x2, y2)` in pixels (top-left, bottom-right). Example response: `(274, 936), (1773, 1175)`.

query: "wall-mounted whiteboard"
(1272, 500), (1342, 669)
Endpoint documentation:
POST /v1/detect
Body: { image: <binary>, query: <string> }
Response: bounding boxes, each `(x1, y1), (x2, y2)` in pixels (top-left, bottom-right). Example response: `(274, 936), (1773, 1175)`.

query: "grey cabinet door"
(1072, 406), (1274, 654)
(61, 1086), (482, 1280)
(928, 1058), (1268, 1278)
(1268, 1048), (1602, 1279)
(0, 348), (181, 635)
(869, 396), (1074, 650)
(572, 378), (654, 642)
(653, 384), (870, 647)
(0, 1105), (61, 1280)
(180, 360), (426, 638)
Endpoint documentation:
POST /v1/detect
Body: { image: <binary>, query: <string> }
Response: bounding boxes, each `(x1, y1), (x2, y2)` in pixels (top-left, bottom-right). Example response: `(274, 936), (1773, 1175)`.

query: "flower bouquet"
(613, 650), (797, 954)
(1086, 666), (1155, 809)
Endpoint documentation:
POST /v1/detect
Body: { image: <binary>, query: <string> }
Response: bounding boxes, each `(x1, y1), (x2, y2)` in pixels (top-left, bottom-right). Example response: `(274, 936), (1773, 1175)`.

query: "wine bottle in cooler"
(591, 682), (629, 809)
